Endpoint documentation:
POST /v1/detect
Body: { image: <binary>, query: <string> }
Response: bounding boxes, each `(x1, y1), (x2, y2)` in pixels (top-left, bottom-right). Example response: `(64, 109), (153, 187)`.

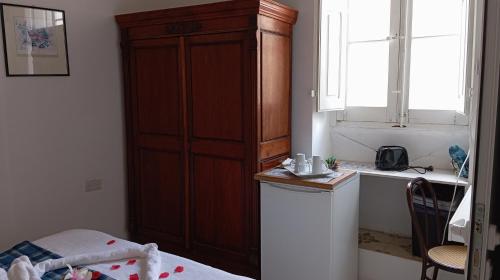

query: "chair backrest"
(406, 178), (443, 257)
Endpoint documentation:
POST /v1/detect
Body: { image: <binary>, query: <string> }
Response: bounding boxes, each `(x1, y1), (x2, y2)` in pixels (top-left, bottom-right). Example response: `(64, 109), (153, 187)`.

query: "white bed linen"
(33, 229), (252, 280)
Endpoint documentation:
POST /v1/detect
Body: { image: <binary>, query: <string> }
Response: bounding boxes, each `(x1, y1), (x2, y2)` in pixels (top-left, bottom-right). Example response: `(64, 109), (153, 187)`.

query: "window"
(54, 12), (64, 26)
(317, 0), (476, 125)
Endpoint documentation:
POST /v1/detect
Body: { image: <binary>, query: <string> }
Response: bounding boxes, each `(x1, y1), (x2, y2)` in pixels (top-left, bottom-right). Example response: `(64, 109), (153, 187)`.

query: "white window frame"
(317, 0), (477, 127)
(341, 0), (401, 123)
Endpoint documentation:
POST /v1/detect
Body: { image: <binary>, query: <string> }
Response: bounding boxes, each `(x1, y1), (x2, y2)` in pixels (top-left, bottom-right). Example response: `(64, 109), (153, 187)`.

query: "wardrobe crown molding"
(115, 0), (298, 27)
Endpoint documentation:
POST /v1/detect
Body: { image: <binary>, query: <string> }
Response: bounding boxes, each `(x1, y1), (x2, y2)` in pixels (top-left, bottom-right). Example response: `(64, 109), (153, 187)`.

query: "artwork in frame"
(0, 3), (69, 76)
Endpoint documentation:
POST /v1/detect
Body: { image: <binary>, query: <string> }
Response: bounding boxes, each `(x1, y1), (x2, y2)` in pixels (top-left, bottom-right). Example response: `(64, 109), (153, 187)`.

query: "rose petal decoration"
(126, 259), (137, 265)
(106, 240), (116, 245)
(91, 271), (101, 279)
(174, 266), (184, 273)
(159, 272), (169, 278)
(129, 273), (139, 280)
(110, 265), (121, 271)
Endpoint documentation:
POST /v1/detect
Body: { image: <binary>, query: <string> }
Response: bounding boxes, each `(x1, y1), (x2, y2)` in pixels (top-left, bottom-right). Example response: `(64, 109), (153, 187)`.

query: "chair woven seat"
(428, 245), (467, 271)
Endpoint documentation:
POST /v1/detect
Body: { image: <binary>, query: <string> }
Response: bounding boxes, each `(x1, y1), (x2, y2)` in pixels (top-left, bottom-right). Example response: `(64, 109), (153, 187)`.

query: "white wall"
(331, 122), (470, 170)
(312, 112), (334, 158)
(358, 176), (412, 235)
(278, 0), (315, 156)
(0, 0), (227, 251)
(0, 0), (126, 251)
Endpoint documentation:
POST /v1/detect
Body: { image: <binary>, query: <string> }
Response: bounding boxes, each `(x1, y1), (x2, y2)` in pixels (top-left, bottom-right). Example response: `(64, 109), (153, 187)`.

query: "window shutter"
(455, 87), (468, 116)
(317, 1), (347, 112)
(456, 0), (475, 117)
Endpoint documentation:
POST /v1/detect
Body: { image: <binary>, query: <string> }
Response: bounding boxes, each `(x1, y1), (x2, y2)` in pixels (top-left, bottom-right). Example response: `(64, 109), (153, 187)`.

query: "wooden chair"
(406, 178), (467, 280)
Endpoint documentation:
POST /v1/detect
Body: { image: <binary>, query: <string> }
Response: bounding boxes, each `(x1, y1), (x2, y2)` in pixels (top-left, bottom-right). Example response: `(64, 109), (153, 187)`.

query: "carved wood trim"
(165, 22), (202, 35)
(116, 0), (297, 27)
(259, 0), (298, 24)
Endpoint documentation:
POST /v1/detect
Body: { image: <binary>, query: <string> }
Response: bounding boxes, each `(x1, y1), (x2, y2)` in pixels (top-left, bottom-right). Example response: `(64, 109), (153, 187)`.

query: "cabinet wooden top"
(115, 0), (298, 27)
(254, 169), (358, 191)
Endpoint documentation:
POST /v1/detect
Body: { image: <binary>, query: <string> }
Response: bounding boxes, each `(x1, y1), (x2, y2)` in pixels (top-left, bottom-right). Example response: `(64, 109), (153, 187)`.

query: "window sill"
(338, 160), (469, 187)
(331, 120), (470, 131)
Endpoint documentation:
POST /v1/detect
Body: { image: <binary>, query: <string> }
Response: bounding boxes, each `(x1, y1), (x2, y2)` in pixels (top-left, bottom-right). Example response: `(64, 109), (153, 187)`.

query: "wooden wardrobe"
(116, 1), (297, 277)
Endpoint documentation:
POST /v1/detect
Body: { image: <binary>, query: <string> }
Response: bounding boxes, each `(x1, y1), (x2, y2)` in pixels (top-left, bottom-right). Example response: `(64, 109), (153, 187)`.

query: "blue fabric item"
(0, 241), (114, 280)
(449, 145), (469, 178)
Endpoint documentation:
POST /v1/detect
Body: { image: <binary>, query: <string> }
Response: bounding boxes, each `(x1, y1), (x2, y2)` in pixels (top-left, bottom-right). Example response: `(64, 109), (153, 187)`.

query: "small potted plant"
(325, 156), (338, 170)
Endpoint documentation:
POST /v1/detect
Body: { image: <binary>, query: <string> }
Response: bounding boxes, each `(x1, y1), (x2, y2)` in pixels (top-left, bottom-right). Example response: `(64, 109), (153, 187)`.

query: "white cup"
(295, 153), (306, 173)
(312, 155), (326, 174)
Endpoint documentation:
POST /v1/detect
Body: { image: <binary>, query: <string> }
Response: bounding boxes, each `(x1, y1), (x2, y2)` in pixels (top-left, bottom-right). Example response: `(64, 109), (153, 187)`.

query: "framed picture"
(0, 3), (69, 76)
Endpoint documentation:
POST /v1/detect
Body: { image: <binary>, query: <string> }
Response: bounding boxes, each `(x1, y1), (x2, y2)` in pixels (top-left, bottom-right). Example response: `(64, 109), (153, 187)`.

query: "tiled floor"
(359, 228), (420, 261)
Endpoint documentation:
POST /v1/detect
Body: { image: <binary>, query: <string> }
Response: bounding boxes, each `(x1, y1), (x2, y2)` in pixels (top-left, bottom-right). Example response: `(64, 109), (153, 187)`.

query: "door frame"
(467, 0), (500, 278)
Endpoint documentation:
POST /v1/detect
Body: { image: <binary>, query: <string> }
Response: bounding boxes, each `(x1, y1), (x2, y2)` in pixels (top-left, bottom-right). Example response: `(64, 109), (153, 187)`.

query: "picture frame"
(0, 3), (70, 76)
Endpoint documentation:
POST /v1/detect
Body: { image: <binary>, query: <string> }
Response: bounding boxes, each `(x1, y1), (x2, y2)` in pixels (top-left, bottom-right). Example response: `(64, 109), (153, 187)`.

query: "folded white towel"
(0, 267), (7, 280)
(6, 256), (39, 280)
(141, 243), (161, 279)
(4, 244), (161, 280)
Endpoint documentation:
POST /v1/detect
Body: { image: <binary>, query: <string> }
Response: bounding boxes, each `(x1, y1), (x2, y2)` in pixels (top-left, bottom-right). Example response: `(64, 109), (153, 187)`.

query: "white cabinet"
(257, 171), (360, 280)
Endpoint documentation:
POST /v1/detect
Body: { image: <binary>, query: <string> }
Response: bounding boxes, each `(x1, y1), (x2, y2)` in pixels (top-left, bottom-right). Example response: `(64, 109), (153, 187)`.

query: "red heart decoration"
(91, 271), (101, 279)
(126, 259), (137, 265)
(110, 265), (121, 270)
(106, 240), (116, 245)
(159, 272), (169, 278)
(174, 266), (184, 273)
(129, 273), (139, 280)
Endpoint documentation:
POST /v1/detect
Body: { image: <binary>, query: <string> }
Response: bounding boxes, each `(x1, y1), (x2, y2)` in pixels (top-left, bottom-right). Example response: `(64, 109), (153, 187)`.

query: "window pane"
(348, 0), (391, 41)
(412, 0), (462, 37)
(409, 36), (461, 110)
(346, 41), (389, 107)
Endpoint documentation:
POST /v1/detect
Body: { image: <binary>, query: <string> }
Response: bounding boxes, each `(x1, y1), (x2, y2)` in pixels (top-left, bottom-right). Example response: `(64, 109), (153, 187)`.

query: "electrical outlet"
(85, 179), (103, 192)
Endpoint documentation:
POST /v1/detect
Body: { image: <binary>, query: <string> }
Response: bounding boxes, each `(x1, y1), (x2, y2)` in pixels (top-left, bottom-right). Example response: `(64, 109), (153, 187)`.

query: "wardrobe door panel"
(191, 155), (246, 251)
(188, 34), (245, 142)
(138, 149), (184, 240)
(134, 40), (181, 136)
(261, 32), (291, 142)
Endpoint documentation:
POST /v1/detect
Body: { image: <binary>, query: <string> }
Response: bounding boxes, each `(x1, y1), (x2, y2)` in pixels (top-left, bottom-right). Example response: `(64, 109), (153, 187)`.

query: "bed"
(3, 229), (253, 280)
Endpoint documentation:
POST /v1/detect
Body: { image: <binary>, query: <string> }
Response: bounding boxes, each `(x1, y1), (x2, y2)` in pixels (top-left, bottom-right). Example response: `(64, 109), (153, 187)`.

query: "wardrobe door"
(129, 38), (187, 252)
(185, 32), (254, 272)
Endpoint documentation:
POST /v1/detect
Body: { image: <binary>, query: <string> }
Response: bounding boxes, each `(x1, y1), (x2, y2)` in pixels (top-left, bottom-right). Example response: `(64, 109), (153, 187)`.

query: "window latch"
(468, 87), (474, 98)
(386, 35), (403, 40)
